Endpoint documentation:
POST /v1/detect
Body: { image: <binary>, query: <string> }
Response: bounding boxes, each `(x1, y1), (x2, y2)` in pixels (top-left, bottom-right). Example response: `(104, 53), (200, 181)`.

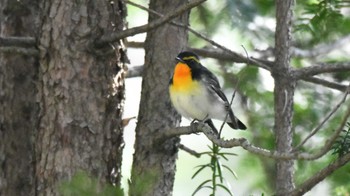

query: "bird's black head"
(176, 51), (200, 66)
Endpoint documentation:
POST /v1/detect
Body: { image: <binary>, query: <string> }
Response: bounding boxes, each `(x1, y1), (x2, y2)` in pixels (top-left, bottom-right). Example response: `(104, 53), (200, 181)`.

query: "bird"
(169, 51), (246, 133)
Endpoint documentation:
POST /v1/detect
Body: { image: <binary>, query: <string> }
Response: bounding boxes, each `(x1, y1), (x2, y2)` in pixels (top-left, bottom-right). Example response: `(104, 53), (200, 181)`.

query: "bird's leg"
(190, 114), (210, 134)
(190, 118), (200, 124)
(205, 119), (219, 138)
(190, 118), (201, 134)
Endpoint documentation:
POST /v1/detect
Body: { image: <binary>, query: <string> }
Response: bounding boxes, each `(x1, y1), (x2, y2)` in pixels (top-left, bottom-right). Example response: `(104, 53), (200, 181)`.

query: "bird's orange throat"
(172, 63), (193, 90)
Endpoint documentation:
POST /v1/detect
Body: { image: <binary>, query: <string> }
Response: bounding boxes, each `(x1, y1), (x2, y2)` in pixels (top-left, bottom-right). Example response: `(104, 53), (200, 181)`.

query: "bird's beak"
(175, 57), (185, 63)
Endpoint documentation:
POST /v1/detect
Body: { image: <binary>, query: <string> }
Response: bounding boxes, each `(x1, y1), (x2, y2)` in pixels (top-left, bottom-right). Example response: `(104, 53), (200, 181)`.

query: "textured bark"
(0, 1), (39, 195)
(129, 0), (189, 195)
(35, 1), (126, 194)
(273, 0), (295, 195)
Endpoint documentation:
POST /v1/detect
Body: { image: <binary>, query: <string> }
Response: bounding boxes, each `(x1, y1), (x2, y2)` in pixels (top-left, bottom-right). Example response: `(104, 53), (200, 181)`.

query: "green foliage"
(295, 0), (350, 46)
(192, 143), (237, 196)
(332, 122), (350, 157)
(59, 171), (124, 196)
(128, 169), (159, 196)
(333, 185), (350, 196)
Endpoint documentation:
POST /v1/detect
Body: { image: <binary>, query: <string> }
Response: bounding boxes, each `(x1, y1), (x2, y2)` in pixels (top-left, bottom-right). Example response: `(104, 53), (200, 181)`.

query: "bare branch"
(255, 35), (350, 59)
(289, 153), (350, 196)
(164, 123), (204, 138)
(303, 101), (350, 160)
(124, 1), (273, 71)
(0, 36), (36, 48)
(294, 62), (350, 79)
(294, 87), (350, 150)
(125, 41), (144, 48)
(184, 31), (272, 71)
(126, 41), (275, 67)
(218, 76), (241, 137)
(164, 98), (350, 161)
(126, 65), (143, 78)
(125, 46), (349, 94)
(95, 0), (207, 47)
(178, 143), (201, 158)
(0, 46), (39, 56)
(302, 77), (348, 92)
(164, 123), (304, 160)
(292, 34), (350, 58)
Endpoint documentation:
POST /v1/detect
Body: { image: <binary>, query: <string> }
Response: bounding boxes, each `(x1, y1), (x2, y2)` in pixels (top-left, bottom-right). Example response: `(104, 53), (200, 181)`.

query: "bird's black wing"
(198, 64), (247, 130)
(198, 65), (229, 103)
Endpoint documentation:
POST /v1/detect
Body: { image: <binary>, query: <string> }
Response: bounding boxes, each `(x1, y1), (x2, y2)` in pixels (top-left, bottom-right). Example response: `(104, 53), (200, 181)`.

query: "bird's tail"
(227, 110), (247, 130)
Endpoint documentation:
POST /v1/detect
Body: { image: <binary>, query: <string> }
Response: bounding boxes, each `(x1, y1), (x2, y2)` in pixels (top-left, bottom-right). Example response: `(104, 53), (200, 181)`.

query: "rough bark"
(0, 1), (39, 195)
(273, 0), (295, 195)
(129, 0), (189, 195)
(35, 1), (126, 194)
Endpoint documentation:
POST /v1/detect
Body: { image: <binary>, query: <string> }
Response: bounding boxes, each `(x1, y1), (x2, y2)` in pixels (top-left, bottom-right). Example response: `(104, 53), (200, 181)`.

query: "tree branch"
(126, 65), (143, 78)
(255, 35), (350, 59)
(126, 41), (275, 67)
(182, 30), (272, 71)
(303, 100), (350, 160)
(94, 0), (207, 47)
(125, 41), (144, 48)
(291, 34), (350, 58)
(293, 62), (350, 79)
(126, 44), (348, 95)
(165, 123), (303, 159)
(302, 76), (348, 92)
(294, 86), (350, 150)
(164, 95), (350, 161)
(124, 1), (273, 71)
(0, 46), (39, 56)
(177, 143), (201, 158)
(289, 153), (350, 196)
(0, 36), (36, 48)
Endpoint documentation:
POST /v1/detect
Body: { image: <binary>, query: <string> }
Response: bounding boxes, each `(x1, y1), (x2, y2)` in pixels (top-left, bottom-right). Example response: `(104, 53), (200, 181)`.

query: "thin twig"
(126, 41), (274, 66)
(164, 100), (350, 161)
(185, 27), (272, 71)
(218, 46), (248, 136)
(125, 41), (144, 48)
(178, 143), (201, 158)
(218, 89), (237, 137)
(303, 100), (350, 160)
(0, 46), (39, 56)
(294, 86), (350, 150)
(126, 65), (144, 78)
(302, 76), (348, 92)
(126, 41), (348, 92)
(255, 35), (350, 59)
(0, 36), (36, 47)
(125, 0), (273, 71)
(289, 152), (350, 196)
(95, 0), (207, 47)
(125, 54), (348, 94)
(291, 34), (350, 58)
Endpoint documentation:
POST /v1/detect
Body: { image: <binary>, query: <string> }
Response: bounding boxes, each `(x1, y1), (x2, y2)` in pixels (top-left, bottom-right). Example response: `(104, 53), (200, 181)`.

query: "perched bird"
(169, 51), (246, 133)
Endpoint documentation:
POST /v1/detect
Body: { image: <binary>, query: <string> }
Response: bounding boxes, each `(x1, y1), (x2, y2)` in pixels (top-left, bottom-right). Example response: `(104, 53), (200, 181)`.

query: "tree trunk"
(0, 1), (39, 195)
(273, 0), (295, 195)
(129, 0), (189, 195)
(1, 1), (126, 194)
